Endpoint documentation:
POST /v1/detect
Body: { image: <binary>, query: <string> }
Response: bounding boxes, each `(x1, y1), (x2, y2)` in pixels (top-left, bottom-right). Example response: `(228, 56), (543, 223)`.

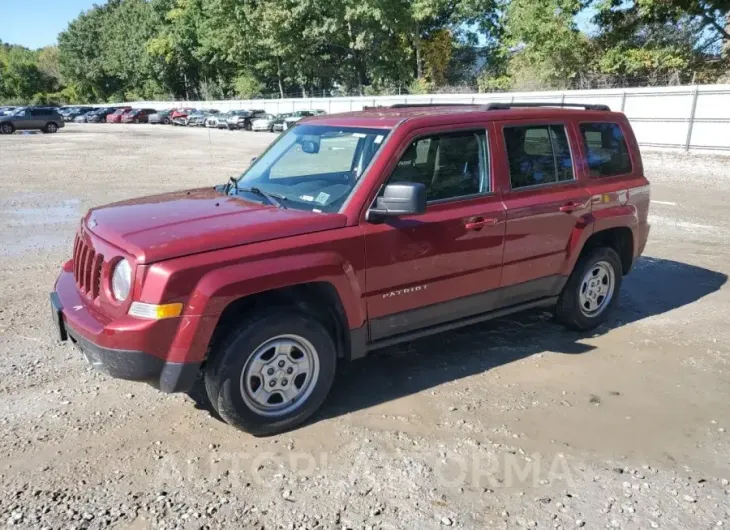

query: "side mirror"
(367, 183), (426, 221)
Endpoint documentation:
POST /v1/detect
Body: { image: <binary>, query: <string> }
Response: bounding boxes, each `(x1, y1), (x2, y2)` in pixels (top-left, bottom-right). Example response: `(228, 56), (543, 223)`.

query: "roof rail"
(387, 101), (611, 111)
(483, 102), (611, 111)
(388, 103), (474, 108)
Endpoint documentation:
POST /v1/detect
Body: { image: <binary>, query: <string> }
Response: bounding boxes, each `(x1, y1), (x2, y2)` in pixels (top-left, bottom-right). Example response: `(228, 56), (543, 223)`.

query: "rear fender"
(561, 205), (638, 276)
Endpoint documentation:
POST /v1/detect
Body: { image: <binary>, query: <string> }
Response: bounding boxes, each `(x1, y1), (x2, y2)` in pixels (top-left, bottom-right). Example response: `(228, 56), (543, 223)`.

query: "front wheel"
(555, 246), (623, 331)
(204, 311), (337, 436)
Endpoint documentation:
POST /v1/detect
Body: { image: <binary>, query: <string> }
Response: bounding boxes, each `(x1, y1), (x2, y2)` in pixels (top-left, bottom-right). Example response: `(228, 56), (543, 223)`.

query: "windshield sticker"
(300, 195), (315, 202)
(353, 133), (367, 138)
(374, 135), (384, 144)
(315, 192), (330, 205)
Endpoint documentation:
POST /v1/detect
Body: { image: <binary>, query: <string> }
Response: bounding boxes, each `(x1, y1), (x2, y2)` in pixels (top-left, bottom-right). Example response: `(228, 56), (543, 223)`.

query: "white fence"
(122, 84), (730, 151)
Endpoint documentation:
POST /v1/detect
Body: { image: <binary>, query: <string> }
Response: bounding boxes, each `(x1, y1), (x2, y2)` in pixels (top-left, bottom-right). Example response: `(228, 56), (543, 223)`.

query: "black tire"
(204, 310), (337, 436)
(245, 121), (252, 131)
(43, 122), (59, 134)
(555, 246), (623, 331)
(0, 122), (14, 134)
(163, 117), (171, 125)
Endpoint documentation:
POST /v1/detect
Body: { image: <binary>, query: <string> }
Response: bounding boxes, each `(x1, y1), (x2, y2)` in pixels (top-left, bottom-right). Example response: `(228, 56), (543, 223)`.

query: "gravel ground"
(0, 124), (729, 530)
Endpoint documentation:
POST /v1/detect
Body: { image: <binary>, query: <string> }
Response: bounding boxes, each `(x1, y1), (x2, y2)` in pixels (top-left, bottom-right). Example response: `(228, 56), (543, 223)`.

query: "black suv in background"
(0, 107), (65, 134)
(86, 107), (120, 123)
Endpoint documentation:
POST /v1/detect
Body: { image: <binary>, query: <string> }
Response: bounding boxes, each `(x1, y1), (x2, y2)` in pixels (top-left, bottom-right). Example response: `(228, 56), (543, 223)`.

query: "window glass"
(271, 134), (360, 179)
(388, 130), (488, 202)
(235, 124), (388, 212)
(31, 109), (49, 117)
(580, 122), (632, 177)
(504, 125), (574, 189)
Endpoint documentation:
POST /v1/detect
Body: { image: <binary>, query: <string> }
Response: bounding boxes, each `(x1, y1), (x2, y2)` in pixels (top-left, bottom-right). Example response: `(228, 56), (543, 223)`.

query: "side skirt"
(365, 296), (558, 352)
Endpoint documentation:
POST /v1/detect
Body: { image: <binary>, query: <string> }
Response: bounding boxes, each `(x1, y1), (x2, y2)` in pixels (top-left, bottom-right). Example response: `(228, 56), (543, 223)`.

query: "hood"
(83, 188), (347, 264)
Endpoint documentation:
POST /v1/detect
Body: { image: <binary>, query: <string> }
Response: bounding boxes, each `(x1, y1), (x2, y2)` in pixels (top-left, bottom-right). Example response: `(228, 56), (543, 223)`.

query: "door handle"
(559, 200), (589, 213)
(465, 218), (498, 230)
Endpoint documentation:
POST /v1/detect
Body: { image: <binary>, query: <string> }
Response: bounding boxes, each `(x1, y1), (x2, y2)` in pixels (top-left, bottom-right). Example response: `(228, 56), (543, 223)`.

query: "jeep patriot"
(50, 102), (650, 435)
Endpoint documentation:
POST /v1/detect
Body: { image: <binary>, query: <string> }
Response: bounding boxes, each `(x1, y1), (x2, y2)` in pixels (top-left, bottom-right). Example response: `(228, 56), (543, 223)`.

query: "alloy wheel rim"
(1, 124), (12, 134)
(48, 124), (57, 132)
(579, 260), (615, 317)
(240, 335), (320, 417)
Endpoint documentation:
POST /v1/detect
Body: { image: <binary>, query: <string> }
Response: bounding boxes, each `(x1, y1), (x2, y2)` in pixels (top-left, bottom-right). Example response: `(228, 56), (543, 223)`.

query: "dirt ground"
(0, 123), (729, 530)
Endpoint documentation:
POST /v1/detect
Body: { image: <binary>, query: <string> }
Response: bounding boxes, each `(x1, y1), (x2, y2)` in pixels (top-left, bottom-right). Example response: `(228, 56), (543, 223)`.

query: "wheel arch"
(206, 282), (352, 366)
(579, 226), (634, 275)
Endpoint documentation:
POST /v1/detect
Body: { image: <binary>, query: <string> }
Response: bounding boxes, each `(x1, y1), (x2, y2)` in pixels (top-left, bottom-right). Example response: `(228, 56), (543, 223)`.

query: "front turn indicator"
(128, 302), (183, 320)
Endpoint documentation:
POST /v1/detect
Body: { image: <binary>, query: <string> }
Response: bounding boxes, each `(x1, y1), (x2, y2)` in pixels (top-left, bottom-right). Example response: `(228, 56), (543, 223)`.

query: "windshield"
(231, 124), (389, 213)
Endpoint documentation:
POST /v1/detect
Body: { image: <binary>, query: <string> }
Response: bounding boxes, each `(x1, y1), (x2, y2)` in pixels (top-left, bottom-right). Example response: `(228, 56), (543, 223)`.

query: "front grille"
(73, 234), (104, 299)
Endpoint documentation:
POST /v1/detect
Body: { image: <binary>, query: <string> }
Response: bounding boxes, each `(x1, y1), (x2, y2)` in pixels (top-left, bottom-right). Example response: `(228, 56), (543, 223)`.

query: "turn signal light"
(128, 302), (183, 320)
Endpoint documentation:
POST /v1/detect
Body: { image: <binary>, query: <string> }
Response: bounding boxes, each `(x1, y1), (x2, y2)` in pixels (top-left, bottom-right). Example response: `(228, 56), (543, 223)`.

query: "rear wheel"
(204, 311), (337, 436)
(43, 122), (59, 134)
(0, 122), (13, 134)
(555, 246), (622, 331)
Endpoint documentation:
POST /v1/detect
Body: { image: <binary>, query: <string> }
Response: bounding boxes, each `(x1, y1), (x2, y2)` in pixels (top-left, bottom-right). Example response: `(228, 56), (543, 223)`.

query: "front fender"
(187, 251), (365, 328)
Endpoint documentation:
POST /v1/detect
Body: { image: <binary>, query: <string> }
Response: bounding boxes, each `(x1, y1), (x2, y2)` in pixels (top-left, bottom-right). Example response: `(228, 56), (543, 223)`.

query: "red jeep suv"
(50, 103), (650, 435)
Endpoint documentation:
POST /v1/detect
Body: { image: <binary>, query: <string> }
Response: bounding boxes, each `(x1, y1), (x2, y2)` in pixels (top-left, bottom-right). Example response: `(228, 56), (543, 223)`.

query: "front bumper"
(51, 272), (201, 393)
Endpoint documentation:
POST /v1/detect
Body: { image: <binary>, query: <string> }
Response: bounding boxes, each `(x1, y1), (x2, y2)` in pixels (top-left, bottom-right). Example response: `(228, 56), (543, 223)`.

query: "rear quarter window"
(580, 122), (632, 177)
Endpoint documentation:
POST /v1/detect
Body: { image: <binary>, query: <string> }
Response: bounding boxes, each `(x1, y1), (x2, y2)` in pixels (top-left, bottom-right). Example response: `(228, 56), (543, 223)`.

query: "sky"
(1, 0), (599, 51)
(0, 0), (98, 49)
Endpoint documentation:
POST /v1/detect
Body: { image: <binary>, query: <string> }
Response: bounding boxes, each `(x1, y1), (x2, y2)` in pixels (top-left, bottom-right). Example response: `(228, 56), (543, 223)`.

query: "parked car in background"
(251, 113), (277, 132)
(227, 109), (266, 130)
(187, 109), (219, 127)
(0, 107), (64, 134)
(171, 108), (196, 126)
(0, 106), (19, 116)
(282, 110), (326, 130)
(106, 107), (133, 123)
(73, 109), (99, 123)
(205, 111), (231, 128)
(121, 108), (158, 124)
(87, 107), (118, 123)
(63, 106), (96, 122)
(149, 109), (173, 125)
(271, 113), (292, 132)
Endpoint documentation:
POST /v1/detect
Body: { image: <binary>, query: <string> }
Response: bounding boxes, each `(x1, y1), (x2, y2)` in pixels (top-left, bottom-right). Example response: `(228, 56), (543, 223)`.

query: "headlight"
(111, 259), (132, 301)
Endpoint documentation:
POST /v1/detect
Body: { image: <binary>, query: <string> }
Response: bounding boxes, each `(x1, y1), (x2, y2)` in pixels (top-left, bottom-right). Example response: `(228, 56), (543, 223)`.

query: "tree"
(501, 0), (590, 89)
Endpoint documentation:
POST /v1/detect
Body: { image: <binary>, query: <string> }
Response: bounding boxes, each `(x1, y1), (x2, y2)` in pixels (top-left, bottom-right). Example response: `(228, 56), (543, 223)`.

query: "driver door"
(14, 109), (32, 130)
(362, 127), (506, 341)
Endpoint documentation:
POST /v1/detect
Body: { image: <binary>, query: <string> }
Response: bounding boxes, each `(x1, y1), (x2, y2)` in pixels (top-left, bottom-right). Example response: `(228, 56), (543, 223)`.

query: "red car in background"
(170, 108), (196, 126)
(121, 108), (158, 124)
(106, 107), (133, 123)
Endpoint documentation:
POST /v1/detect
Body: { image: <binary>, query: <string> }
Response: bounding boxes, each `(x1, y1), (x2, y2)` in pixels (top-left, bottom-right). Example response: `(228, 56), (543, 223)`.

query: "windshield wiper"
(237, 186), (288, 209)
(226, 176), (238, 193)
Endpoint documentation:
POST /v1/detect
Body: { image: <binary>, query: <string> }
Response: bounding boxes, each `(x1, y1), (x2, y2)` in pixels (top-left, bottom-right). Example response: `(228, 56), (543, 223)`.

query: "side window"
(31, 109), (48, 117)
(388, 130), (489, 202)
(504, 124), (574, 189)
(579, 122), (632, 177)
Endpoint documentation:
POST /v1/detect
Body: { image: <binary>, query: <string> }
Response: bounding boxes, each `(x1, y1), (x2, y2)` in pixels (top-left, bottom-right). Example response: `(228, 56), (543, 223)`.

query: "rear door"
(30, 109), (50, 128)
(362, 126), (506, 341)
(496, 120), (591, 303)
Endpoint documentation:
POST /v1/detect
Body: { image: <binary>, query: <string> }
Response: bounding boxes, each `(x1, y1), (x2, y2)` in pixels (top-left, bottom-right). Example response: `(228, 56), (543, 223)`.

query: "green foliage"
(233, 73), (264, 98)
(2, 0), (729, 105)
